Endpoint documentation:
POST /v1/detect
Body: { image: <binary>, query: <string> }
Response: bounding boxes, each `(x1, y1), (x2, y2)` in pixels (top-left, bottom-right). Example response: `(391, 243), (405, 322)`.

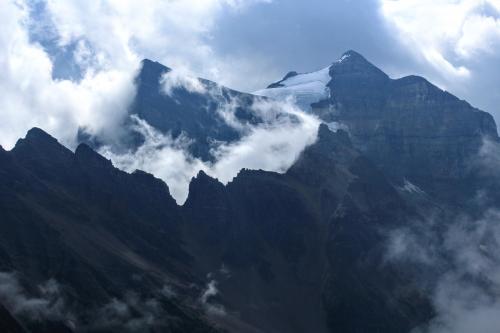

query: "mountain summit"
(257, 50), (498, 201)
(255, 50), (386, 110)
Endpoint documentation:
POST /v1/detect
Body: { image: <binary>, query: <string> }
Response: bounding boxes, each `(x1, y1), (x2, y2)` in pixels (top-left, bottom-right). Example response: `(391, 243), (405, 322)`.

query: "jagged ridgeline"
(1, 51), (499, 333)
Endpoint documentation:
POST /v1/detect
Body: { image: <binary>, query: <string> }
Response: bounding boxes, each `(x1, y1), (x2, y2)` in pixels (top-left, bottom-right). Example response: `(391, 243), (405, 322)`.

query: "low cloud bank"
(386, 208), (500, 333)
(0, 272), (73, 325)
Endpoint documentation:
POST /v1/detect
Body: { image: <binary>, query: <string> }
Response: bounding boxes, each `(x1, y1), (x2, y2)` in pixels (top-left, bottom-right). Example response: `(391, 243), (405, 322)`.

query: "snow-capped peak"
(254, 51), (374, 111)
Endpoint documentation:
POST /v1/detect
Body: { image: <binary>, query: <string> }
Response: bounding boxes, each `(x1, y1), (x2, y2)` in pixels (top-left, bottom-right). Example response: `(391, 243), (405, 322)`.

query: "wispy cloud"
(0, 0), (270, 149)
(0, 272), (74, 325)
(99, 96), (319, 204)
(386, 208), (500, 333)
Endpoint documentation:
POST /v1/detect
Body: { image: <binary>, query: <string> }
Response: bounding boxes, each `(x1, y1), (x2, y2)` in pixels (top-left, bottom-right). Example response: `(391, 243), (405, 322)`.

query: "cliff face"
(0, 129), (218, 333)
(181, 124), (431, 333)
(127, 59), (268, 161)
(312, 51), (498, 194)
(0, 126), (431, 333)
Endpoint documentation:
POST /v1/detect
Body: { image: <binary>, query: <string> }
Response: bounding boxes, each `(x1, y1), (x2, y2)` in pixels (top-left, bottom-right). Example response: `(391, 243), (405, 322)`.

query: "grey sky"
(211, 0), (411, 84)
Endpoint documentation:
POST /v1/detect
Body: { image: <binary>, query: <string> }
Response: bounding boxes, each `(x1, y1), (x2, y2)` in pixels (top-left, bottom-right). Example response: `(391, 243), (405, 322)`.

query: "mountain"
(0, 304), (25, 333)
(0, 128), (218, 332)
(131, 59), (258, 161)
(182, 124), (432, 332)
(2, 51), (500, 332)
(80, 59), (295, 162)
(0, 125), (434, 332)
(86, 52), (499, 205)
(258, 50), (499, 203)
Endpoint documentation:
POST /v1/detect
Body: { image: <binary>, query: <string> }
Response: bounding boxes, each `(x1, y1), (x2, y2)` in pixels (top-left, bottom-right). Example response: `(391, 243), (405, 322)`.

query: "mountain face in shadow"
(80, 59), (281, 162)
(0, 304), (25, 333)
(261, 50), (499, 202)
(1, 51), (500, 332)
(0, 124), (434, 332)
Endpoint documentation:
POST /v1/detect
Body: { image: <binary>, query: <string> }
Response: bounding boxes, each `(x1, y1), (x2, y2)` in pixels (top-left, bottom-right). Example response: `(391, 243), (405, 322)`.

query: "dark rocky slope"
(0, 125), (432, 332)
(182, 124), (432, 333)
(0, 305), (25, 333)
(0, 129), (220, 332)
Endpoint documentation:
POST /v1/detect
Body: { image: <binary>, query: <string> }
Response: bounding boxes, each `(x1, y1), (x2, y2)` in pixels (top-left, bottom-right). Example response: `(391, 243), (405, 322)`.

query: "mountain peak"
(338, 50), (365, 63)
(12, 127), (74, 167)
(191, 170), (222, 187)
(14, 127), (68, 154)
(137, 59), (171, 85)
(75, 143), (114, 169)
(24, 127), (58, 144)
(330, 50), (389, 80)
(317, 123), (352, 149)
(184, 170), (225, 208)
(140, 58), (170, 72)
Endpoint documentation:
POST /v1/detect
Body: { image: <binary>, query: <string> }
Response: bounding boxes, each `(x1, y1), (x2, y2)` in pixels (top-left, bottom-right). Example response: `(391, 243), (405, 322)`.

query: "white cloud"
(0, 272), (72, 323)
(100, 99), (319, 204)
(200, 279), (226, 316)
(455, 13), (500, 58)
(210, 100), (319, 181)
(386, 209), (500, 333)
(381, 0), (500, 79)
(99, 116), (208, 204)
(160, 70), (207, 96)
(0, 1), (136, 149)
(44, 0), (271, 82)
(0, 0), (270, 150)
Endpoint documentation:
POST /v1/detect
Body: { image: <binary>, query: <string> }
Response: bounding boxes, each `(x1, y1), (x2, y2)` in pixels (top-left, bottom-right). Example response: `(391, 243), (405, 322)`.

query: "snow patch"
(401, 179), (426, 195)
(254, 65), (332, 111)
(338, 53), (351, 63)
(326, 121), (348, 133)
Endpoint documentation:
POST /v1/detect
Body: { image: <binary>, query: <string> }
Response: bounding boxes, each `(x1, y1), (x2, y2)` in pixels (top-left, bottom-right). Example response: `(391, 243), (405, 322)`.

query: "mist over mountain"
(2, 47), (500, 333)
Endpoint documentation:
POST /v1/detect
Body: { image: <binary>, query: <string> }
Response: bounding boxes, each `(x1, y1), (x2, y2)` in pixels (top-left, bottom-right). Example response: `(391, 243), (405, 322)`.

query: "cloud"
(200, 279), (226, 316)
(99, 116), (207, 203)
(0, 1), (137, 149)
(99, 98), (319, 204)
(380, 0), (500, 117)
(210, 100), (319, 180)
(479, 138), (500, 172)
(381, 0), (500, 64)
(201, 280), (219, 304)
(0, 272), (73, 324)
(0, 0), (270, 150)
(93, 292), (165, 331)
(91, 284), (187, 331)
(386, 208), (500, 333)
(160, 70), (207, 96)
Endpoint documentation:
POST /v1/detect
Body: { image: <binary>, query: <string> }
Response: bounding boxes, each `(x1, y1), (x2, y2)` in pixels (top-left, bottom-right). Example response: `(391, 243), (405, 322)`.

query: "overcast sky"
(1, 0), (500, 149)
